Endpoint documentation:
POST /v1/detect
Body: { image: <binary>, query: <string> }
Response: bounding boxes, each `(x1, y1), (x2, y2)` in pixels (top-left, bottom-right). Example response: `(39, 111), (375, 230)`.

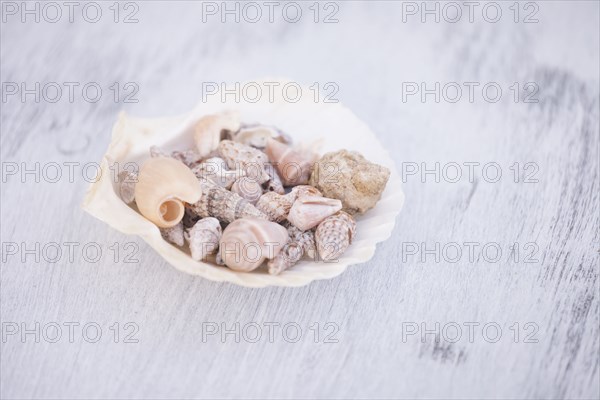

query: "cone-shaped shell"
(315, 211), (356, 261)
(134, 157), (202, 228)
(194, 112), (240, 157)
(265, 138), (316, 186)
(287, 196), (342, 231)
(219, 218), (289, 272)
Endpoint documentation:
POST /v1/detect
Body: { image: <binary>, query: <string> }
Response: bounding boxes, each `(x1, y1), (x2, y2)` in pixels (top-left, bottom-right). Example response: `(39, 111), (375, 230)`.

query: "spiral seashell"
(264, 138), (317, 186)
(218, 140), (270, 183)
(263, 163), (285, 195)
(255, 190), (298, 223)
(231, 123), (292, 150)
(231, 177), (263, 204)
(287, 196), (342, 231)
(185, 217), (222, 261)
(161, 221), (185, 247)
(194, 112), (241, 158)
(219, 218), (289, 272)
(117, 170), (137, 204)
(191, 157), (246, 189)
(134, 157), (202, 228)
(267, 224), (316, 275)
(189, 178), (268, 224)
(315, 211), (356, 261)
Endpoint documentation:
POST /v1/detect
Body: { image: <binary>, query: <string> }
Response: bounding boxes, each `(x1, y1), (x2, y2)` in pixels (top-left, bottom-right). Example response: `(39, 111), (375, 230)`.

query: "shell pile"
(119, 111), (390, 275)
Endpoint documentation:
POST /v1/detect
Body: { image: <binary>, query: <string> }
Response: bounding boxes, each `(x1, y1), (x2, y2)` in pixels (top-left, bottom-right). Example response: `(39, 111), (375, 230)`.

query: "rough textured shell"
(219, 218), (289, 272)
(315, 211), (357, 261)
(310, 150), (391, 215)
(218, 140), (270, 183)
(191, 157), (245, 189)
(161, 222), (185, 247)
(287, 195), (342, 231)
(267, 224), (316, 275)
(134, 157), (202, 228)
(194, 112), (240, 157)
(82, 79), (404, 287)
(255, 191), (298, 223)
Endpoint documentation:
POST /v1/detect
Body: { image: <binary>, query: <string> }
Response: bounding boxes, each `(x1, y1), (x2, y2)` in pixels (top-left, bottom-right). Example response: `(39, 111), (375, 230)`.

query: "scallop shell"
(231, 177), (263, 204)
(264, 138), (317, 186)
(134, 157), (202, 228)
(315, 211), (357, 262)
(191, 157), (245, 189)
(82, 79), (404, 287)
(194, 112), (240, 157)
(218, 140), (270, 184)
(189, 178), (268, 223)
(185, 217), (222, 261)
(255, 191), (298, 223)
(219, 218), (289, 272)
(287, 195), (342, 231)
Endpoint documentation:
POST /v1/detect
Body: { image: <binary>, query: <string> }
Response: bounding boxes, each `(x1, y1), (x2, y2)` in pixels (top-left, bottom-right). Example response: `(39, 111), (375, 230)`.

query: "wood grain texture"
(1, 2), (598, 399)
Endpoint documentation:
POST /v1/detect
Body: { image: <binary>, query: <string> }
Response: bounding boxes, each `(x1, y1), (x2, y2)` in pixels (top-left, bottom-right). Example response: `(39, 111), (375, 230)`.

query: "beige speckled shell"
(82, 79), (404, 287)
(264, 138), (317, 186)
(255, 191), (298, 223)
(219, 218), (289, 272)
(218, 140), (270, 184)
(315, 211), (357, 261)
(191, 157), (245, 189)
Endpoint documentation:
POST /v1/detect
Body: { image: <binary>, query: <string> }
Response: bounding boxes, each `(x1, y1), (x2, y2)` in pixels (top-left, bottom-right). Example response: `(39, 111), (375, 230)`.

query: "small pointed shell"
(255, 191), (298, 223)
(194, 112), (241, 158)
(265, 138), (317, 186)
(185, 217), (222, 261)
(219, 218), (289, 272)
(231, 177), (263, 204)
(218, 140), (270, 183)
(315, 211), (357, 261)
(134, 157), (202, 228)
(287, 196), (342, 231)
(267, 224), (316, 275)
(189, 178), (268, 223)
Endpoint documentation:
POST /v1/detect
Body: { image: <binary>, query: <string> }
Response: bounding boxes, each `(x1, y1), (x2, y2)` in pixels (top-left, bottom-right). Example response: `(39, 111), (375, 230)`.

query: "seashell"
(134, 157), (202, 228)
(263, 163), (285, 195)
(218, 140), (270, 184)
(315, 211), (357, 261)
(219, 218), (289, 272)
(194, 112), (241, 158)
(185, 217), (222, 261)
(191, 157), (245, 189)
(182, 207), (200, 229)
(292, 185), (322, 199)
(150, 145), (169, 158)
(255, 190), (298, 223)
(267, 224), (316, 275)
(231, 123), (292, 150)
(161, 221), (184, 247)
(117, 170), (137, 204)
(150, 146), (203, 168)
(287, 196), (342, 231)
(264, 138), (317, 186)
(231, 177), (263, 204)
(309, 150), (390, 215)
(189, 178), (268, 223)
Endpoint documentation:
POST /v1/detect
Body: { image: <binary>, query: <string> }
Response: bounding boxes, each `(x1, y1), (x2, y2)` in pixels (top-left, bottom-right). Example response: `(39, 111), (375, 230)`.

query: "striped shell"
(315, 211), (357, 261)
(219, 218), (289, 272)
(255, 191), (298, 223)
(231, 177), (263, 204)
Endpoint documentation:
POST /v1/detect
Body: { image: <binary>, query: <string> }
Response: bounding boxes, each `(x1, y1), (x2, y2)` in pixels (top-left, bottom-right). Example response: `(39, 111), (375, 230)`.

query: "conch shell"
(218, 140), (270, 183)
(134, 157), (202, 228)
(264, 138), (317, 186)
(315, 211), (356, 261)
(189, 178), (268, 223)
(194, 112), (241, 158)
(287, 196), (342, 231)
(185, 217), (222, 261)
(255, 190), (298, 223)
(191, 157), (245, 189)
(231, 177), (263, 204)
(219, 218), (289, 272)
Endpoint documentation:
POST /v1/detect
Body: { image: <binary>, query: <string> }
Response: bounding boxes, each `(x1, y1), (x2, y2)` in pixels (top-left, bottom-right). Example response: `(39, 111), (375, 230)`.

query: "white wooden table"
(1, 1), (598, 398)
